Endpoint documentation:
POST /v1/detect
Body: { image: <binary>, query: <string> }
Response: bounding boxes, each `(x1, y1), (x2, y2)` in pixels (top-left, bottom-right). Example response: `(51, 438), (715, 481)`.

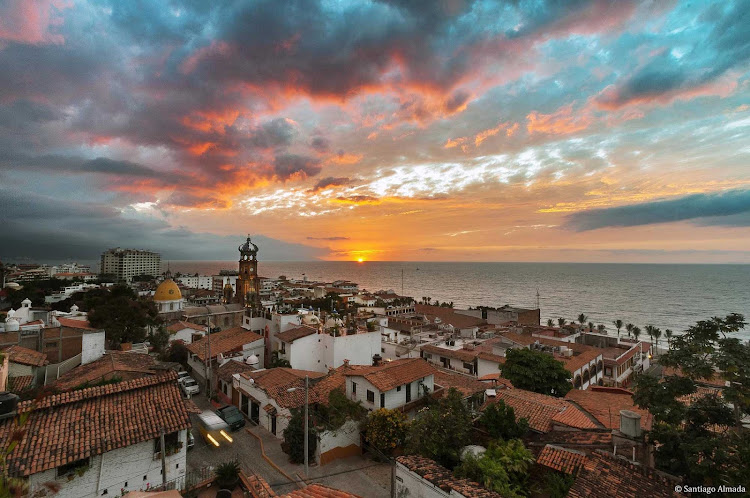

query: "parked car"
(180, 377), (200, 396)
(186, 429), (195, 450)
(216, 405), (246, 431)
(177, 371), (190, 384)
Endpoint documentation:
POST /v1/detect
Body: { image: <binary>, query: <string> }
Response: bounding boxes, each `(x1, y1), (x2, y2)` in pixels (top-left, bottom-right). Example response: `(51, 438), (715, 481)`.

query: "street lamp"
(287, 375), (310, 478)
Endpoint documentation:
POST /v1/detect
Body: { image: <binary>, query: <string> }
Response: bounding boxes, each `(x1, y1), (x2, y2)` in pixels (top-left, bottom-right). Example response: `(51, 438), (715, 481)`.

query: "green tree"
(283, 408), (317, 464)
(313, 388), (366, 430)
(557, 317), (566, 328)
(364, 408), (409, 456)
(633, 314), (749, 487)
(501, 348), (572, 397)
(632, 326), (641, 343)
(597, 324), (606, 334)
(270, 351), (292, 368)
(546, 319), (554, 327)
(665, 329), (673, 349)
(625, 323), (634, 339)
(479, 400), (529, 440)
(587, 321), (594, 333)
(87, 284), (160, 347)
(163, 340), (189, 364)
(543, 472), (575, 498)
(148, 326), (170, 354)
(577, 313), (588, 329)
(652, 327), (662, 356)
(407, 388), (472, 469)
(613, 319), (624, 340)
(454, 439), (534, 498)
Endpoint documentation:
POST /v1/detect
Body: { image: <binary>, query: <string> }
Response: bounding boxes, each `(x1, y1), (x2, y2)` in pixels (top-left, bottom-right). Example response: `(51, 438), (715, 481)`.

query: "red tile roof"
(537, 444), (587, 474)
(55, 317), (98, 330)
(8, 375), (34, 393)
(396, 455), (502, 498)
(500, 333), (602, 374)
(216, 358), (258, 383)
(565, 388), (653, 431)
(568, 450), (682, 498)
(345, 358), (436, 392)
(187, 327), (263, 362)
(0, 373), (191, 476)
(275, 325), (318, 343)
(3, 345), (48, 367)
(240, 368), (326, 409)
(529, 429), (616, 449)
(433, 370), (488, 397)
(483, 388), (599, 433)
(52, 351), (159, 391)
(279, 484), (361, 497)
(166, 320), (207, 334)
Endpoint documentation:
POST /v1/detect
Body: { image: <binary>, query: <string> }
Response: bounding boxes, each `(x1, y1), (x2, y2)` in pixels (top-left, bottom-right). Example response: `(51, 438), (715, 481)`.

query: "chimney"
(343, 359), (350, 367)
(619, 410), (642, 438)
(372, 354), (382, 366)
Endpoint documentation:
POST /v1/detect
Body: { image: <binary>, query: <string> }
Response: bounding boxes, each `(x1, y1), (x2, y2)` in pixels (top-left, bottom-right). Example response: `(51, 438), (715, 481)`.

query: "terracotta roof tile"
(345, 358), (436, 392)
(52, 351), (158, 391)
(529, 430), (615, 449)
(55, 317), (98, 330)
(216, 359), (257, 383)
(483, 389), (598, 433)
(166, 320), (207, 334)
(8, 375), (34, 393)
(3, 345), (47, 367)
(275, 325), (318, 343)
(240, 368), (326, 409)
(279, 483), (361, 497)
(537, 445), (587, 474)
(414, 304), (485, 329)
(433, 370), (488, 397)
(568, 450), (682, 498)
(565, 388), (652, 431)
(187, 327), (263, 362)
(0, 373), (191, 476)
(396, 455), (502, 498)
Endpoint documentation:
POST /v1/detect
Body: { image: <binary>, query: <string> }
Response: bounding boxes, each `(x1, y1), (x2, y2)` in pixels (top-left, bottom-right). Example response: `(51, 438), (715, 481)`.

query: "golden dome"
(154, 278), (182, 301)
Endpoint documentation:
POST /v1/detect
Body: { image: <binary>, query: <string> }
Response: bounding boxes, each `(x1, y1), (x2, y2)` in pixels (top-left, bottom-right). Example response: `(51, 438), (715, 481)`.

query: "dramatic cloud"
(310, 177), (353, 191)
(566, 190), (750, 231)
(273, 154), (322, 180)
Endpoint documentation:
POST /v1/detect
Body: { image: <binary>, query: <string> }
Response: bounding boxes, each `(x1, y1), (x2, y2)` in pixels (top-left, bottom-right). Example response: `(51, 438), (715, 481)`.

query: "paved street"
(185, 394), (299, 495)
(184, 393), (391, 497)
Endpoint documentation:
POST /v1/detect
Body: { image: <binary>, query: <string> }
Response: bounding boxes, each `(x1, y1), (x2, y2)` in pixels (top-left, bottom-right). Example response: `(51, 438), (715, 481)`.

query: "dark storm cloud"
(247, 118), (297, 149)
(310, 177), (353, 191)
(310, 137), (331, 153)
(596, 1), (750, 109)
(0, 187), (325, 261)
(566, 190), (750, 231)
(0, 153), (164, 178)
(273, 154), (322, 180)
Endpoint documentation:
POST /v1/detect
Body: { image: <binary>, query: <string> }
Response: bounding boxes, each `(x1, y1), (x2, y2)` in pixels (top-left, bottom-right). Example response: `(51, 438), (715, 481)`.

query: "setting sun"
(357, 258), (364, 263)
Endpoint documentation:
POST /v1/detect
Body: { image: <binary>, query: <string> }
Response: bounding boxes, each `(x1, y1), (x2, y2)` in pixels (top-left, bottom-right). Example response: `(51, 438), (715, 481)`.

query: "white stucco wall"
(81, 331), (106, 365)
(346, 374), (434, 411)
(477, 358), (502, 378)
(236, 381), (292, 439)
(170, 328), (205, 345)
(28, 430), (187, 498)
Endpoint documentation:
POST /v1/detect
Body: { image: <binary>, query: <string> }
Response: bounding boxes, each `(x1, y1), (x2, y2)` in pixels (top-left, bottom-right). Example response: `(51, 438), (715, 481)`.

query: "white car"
(180, 377), (200, 396)
(177, 371), (190, 383)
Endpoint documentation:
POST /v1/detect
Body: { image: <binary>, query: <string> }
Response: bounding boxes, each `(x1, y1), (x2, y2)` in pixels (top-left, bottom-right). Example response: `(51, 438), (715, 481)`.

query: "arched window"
(598, 360), (603, 372)
(583, 369), (590, 385)
(590, 363), (597, 376)
(574, 375), (582, 388)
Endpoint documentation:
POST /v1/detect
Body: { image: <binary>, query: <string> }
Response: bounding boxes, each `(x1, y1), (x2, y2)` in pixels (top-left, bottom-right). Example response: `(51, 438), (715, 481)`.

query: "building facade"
(100, 248), (161, 282)
(236, 236), (261, 309)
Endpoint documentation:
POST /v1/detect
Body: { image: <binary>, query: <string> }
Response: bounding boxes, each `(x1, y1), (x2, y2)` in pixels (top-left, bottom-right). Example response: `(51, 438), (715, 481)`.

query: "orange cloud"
(330, 153), (363, 165)
(526, 103), (593, 135)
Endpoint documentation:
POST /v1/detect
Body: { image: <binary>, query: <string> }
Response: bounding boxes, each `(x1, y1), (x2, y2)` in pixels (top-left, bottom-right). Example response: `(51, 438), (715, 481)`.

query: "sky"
(1, 0), (749, 263)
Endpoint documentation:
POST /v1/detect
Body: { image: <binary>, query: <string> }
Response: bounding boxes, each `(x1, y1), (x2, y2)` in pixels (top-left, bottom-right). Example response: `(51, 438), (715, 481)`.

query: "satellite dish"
(246, 354), (260, 366)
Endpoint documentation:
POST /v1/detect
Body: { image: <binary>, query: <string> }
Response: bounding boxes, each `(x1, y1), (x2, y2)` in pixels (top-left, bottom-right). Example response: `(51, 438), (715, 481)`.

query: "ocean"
(165, 261), (750, 341)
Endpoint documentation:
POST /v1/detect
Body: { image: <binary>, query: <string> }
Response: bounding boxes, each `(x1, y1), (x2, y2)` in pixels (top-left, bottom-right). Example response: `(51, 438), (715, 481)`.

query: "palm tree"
(613, 319), (623, 340)
(546, 318), (554, 327)
(597, 324), (606, 334)
(632, 326), (641, 343)
(625, 323), (634, 340)
(577, 313), (588, 329)
(557, 317), (566, 328)
(653, 328), (662, 356)
(644, 325), (656, 345)
(665, 329), (673, 349)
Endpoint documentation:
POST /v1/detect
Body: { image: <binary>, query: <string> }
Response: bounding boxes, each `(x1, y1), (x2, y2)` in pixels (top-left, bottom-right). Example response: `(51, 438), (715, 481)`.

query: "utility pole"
(160, 428), (167, 488)
(304, 374), (309, 479)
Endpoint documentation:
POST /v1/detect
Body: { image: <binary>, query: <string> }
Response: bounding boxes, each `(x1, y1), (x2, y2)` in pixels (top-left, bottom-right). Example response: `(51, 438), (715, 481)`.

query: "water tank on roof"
(0, 392), (19, 421)
(619, 410), (642, 438)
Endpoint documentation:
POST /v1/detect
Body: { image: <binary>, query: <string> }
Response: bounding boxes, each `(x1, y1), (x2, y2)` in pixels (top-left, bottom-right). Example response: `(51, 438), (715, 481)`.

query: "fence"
(147, 466), (214, 495)
(43, 353), (82, 385)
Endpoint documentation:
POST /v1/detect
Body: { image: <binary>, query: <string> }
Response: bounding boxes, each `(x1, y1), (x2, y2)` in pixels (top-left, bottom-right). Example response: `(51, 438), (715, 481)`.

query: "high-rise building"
(100, 248), (161, 282)
(236, 236), (261, 309)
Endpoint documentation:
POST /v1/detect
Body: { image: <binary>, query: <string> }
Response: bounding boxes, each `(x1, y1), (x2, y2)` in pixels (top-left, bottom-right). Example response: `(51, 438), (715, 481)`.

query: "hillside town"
(0, 240), (746, 498)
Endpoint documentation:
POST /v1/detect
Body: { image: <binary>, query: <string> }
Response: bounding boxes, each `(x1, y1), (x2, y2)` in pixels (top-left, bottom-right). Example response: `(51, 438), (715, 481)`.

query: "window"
(367, 390), (375, 403)
(406, 384), (411, 403)
(397, 386), (401, 392)
(154, 431), (180, 455)
(380, 393), (385, 408)
(57, 457), (90, 479)
(352, 382), (357, 395)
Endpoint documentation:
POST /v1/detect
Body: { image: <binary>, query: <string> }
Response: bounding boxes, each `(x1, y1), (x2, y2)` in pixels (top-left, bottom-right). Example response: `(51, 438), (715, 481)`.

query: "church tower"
(237, 235), (261, 309)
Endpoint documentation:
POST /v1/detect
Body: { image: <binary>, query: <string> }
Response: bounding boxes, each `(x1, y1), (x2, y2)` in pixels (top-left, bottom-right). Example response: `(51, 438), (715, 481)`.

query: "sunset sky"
(1, 0), (749, 263)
